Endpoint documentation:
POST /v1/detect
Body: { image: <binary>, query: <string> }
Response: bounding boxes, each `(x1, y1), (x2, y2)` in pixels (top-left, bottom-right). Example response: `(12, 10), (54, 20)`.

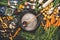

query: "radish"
(8, 0), (10, 6)
(42, 0), (53, 8)
(58, 4), (60, 10)
(58, 6), (60, 10)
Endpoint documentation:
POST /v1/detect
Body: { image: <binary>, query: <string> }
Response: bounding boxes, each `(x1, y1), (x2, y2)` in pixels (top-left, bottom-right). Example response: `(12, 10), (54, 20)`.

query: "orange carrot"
(51, 14), (56, 24)
(48, 20), (51, 27)
(45, 19), (50, 28)
(54, 20), (59, 27)
(57, 18), (60, 26)
(44, 19), (51, 30)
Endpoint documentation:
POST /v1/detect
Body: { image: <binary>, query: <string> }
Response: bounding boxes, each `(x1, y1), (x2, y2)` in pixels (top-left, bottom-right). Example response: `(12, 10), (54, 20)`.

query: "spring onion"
(42, 0), (53, 8)
(38, 0), (43, 4)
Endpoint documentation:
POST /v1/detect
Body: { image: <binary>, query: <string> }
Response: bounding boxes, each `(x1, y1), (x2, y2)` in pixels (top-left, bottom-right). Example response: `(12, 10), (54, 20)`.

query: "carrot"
(13, 28), (21, 38)
(0, 17), (3, 23)
(57, 18), (60, 26)
(8, 16), (13, 20)
(44, 19), (51, 30)
(54, 20), (59, 27)
(19, 5), (24, 9)
(49, 20), (51, 27)
(51, 14), (56, 24)
(45, 19), (50, 28)
(44, 20), (48, 30)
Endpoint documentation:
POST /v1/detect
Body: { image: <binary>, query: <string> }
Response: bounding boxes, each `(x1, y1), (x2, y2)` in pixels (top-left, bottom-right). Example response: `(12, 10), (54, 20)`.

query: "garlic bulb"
(9, 22), (15, 29)
(31, 6), (35, 9)
(26, 6), (30, 8)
